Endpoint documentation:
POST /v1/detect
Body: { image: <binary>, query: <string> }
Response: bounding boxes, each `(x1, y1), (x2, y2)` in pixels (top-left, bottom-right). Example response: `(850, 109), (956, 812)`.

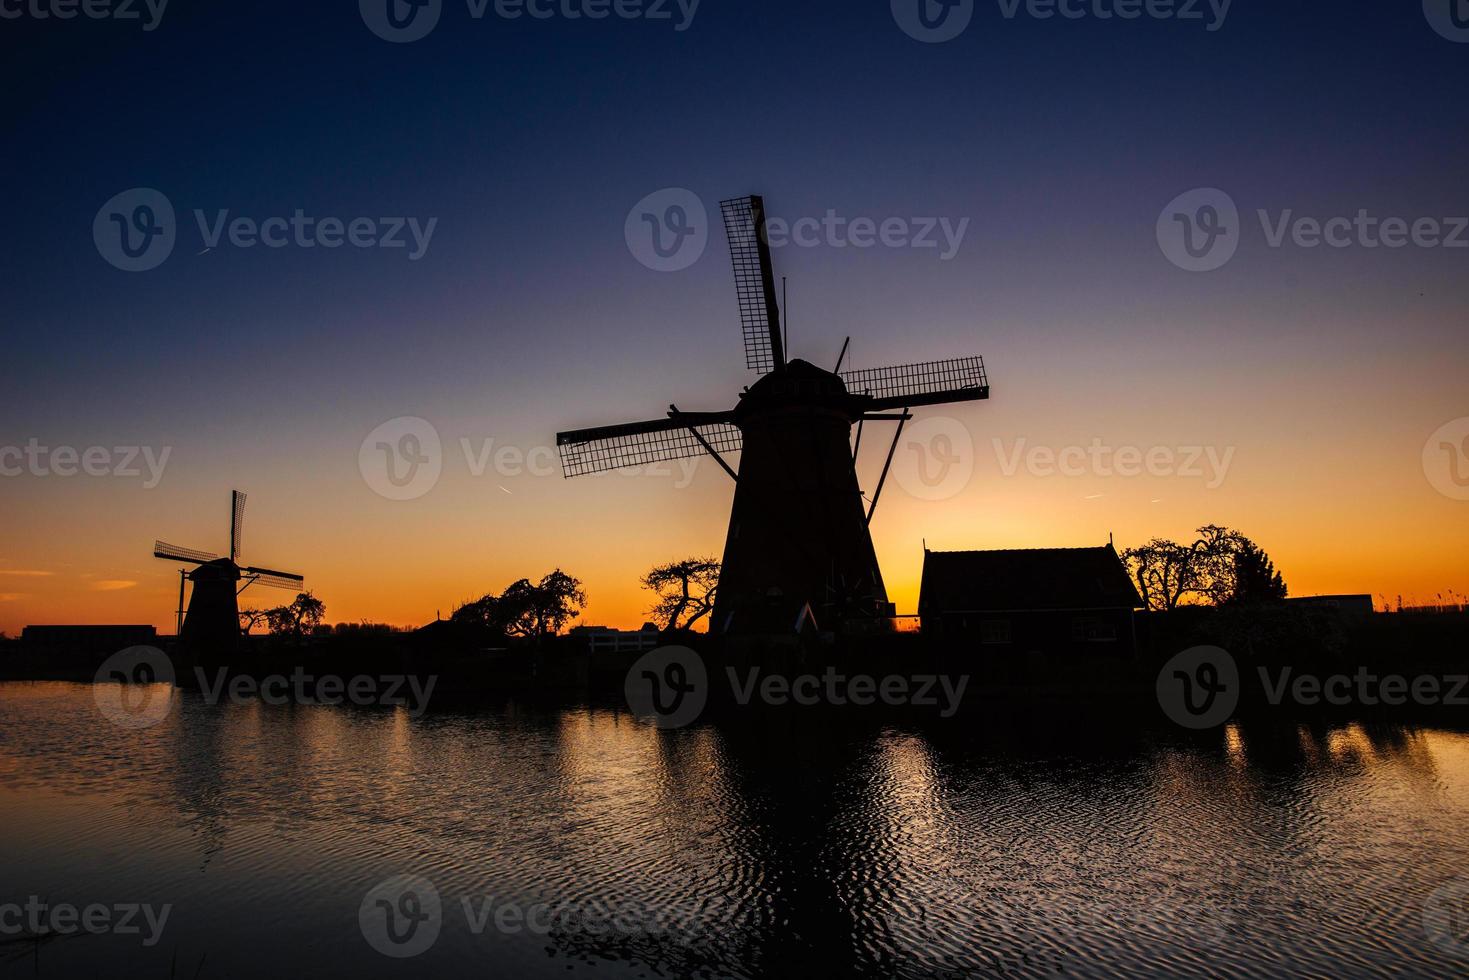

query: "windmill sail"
(154, 540), (220, 565)
(842, 356), (990, 410)
(721, 196), (785, 374)
(557, 415), (741, 478)
(230, 490), (247, 563)
(243, 566), (305, 591)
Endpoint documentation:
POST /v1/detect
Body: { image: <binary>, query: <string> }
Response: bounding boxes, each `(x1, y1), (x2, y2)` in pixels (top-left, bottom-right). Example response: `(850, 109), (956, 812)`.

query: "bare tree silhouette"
(240, 592), (325, 637)
(1124, 526), (1287, 611)
(641, 557), (720, 632)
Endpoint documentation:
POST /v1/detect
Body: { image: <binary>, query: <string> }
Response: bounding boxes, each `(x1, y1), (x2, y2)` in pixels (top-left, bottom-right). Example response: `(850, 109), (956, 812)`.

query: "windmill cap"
(190, 558), (243, 581)
(736, 358), (867, 419)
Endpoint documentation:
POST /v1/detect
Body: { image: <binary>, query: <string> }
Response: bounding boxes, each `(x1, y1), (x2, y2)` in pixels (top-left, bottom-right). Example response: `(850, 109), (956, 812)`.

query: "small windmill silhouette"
(557, 195), (989, 633)
(154, 490), (304, 647)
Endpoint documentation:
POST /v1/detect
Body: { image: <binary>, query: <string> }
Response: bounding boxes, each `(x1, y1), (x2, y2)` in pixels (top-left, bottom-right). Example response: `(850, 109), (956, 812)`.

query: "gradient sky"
(2, 0), (1467, 634)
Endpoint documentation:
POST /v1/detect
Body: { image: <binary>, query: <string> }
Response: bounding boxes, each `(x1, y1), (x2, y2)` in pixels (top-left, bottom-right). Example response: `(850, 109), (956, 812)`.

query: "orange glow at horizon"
(3, 396), (1466, 635)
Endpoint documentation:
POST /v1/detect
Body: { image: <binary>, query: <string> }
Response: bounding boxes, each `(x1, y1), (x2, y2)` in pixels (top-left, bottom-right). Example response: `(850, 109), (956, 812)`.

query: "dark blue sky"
(7, 2), (1465, 414)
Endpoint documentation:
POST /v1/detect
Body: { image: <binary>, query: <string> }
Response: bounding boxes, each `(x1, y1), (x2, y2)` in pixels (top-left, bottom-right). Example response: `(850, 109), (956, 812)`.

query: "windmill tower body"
(181, 559), (244, 650)
(556, 194), (989, 636)
(713, 360), (889, 629)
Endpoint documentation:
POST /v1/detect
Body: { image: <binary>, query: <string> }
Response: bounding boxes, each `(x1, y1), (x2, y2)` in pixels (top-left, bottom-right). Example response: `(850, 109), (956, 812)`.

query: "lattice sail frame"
(154, 540), (220, 564)
(244, 570), (305, 591)
(720, 196), (783, 373)
(842, 356), (990, 409)
(230, 490), (247, 563)
(557, 423), (742, 478)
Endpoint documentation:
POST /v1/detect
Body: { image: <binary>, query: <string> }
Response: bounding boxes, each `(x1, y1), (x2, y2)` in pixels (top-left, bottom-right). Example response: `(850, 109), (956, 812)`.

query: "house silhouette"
(918, 545), (1144, 656)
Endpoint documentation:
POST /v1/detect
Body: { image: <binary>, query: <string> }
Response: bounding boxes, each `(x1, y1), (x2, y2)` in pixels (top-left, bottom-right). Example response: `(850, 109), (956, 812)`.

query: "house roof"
(919, 545), (1143, 613)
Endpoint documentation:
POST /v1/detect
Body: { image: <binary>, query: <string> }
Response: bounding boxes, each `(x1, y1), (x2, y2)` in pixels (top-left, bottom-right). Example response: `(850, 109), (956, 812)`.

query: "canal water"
(1, 681), (1467, 978)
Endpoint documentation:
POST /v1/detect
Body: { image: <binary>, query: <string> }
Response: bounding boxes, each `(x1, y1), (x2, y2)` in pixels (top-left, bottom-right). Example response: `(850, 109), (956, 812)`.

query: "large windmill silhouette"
(153, 490), (304, 648)
(557, 195), (989, 633)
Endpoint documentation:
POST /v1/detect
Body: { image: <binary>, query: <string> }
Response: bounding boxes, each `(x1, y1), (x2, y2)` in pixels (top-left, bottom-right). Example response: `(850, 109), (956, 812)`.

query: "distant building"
(1286, 594), (1375, 617)
(918, 545), (1144, 656)
(569, 623), (662, 654)
(20, 625), (159, 656)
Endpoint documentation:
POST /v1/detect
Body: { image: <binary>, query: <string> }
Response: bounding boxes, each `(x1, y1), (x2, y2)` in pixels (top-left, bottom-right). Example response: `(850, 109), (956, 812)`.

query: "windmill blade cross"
(720, 196), (785, 374)
(842, 356), (990, 411)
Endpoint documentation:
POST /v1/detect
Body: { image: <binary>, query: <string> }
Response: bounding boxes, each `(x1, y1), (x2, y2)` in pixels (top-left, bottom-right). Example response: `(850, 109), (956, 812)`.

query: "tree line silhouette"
(240, 592), (326, 637)
(450, 569), (588, 642)
(229, 531), (1289, 644)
